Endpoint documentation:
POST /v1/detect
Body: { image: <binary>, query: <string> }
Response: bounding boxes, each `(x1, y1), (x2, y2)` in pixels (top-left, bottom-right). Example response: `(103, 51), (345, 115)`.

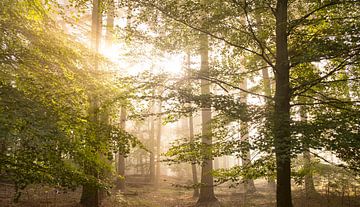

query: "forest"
(0, 0), (359, 207)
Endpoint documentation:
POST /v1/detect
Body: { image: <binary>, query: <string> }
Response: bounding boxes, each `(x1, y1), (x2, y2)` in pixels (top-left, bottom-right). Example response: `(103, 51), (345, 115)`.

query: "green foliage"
(213, 155), (276, 187)
(0, 0), (139, 198)
(129, 0), (360, 187)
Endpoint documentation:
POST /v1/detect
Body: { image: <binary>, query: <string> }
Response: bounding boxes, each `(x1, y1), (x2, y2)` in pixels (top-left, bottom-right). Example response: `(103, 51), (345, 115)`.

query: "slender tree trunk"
(299, 105), (316, 196)
(274, 0), (293, 207)
(186, 49), (200, 197)
(140, 153), (144, 175)
(80, 0), (102, 206)
(304, 149), (315, 193)
(149, 108), (156, 183)
(262, 67), (276, 190)
(254, 12), (277, 190)
(223, 156), (228, 169)
(214, 158), (219, 170)
(116, 109), (126, 191)
(189, 111), (200, 197)
(239, 78), (256, 193)
(155, 100), (162, 187)
(262, 68), (272, 97)
(105, 0), (114, 48)
(196, 34), (220, 207)
(104, 0), (127, 193)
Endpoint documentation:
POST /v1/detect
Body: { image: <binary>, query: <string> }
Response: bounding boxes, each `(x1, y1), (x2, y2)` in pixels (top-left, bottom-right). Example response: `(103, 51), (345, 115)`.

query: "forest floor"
(1, 178), (359, 207)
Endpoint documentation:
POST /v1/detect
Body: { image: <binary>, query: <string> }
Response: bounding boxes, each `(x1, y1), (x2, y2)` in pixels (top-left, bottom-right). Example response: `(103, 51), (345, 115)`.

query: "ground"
(1, 178), (359, 207)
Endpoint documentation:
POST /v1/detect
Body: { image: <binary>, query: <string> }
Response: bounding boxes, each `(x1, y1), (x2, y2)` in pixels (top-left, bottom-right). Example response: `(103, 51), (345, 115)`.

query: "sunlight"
(101, 44), (123, 61)
(101, 43), (184, 75)
(156, 53), (183, 75)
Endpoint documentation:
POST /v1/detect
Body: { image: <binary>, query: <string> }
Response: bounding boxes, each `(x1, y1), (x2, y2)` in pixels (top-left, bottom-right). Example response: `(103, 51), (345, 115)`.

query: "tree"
(187, 51), (200, 197)
(117, 108), (127, 191)
(80, 0), (103, 206)
(149, 103), (156, 183)
(0, 0), (138, 203)
(155, 99), (162, 186)
(97, 1), (360, 206)
(197, 34), (220, 207)
(273, 1), (292, 206)
(299, 103), (316, 196)
(239, 78), (256, 193)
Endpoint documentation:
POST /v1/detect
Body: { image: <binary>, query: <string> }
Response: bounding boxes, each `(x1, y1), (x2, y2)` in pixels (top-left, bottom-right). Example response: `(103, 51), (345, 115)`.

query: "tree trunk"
(155, 100), (162, 187)
(105, 0), (114, 48)
(304, 149), (315, 193)
(116, 108), (126, 191)
(299, 105), (316, 195)
(189, 111), (200, 197)
(80, 0), (102, 206)
(80, 167), (99, 207)
(262, 67), (276, 190)
(274, 0), (293, 207)
(262, 68), (272, 98)
(196, 34), (220, 207)
(186, 49), (200, 197)
(239, 78), (256, 193)
(149, 109), (156, 184)
(140, 153), (144, 175)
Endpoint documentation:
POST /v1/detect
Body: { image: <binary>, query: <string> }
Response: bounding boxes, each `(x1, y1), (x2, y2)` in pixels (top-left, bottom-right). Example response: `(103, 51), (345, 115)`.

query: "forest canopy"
(0, 0), (359, 207)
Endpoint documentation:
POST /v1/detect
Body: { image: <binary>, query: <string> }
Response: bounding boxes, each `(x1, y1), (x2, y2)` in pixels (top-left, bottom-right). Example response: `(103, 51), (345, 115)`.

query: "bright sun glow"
(156, 53), (183, 75)
(101, 44), (183, 76)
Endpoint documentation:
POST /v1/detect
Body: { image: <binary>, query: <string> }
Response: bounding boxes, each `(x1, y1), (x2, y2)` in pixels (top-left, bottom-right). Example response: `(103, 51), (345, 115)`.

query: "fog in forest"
(1, 0), (359, 207)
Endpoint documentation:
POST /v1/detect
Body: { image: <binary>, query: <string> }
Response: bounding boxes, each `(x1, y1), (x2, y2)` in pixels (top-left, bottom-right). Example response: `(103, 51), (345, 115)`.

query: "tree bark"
(239, 78), (256, 193)
(155, 100), (162, 187)
(186, 51), (200, 197)
(80, 167), (99, 207)
(262, 66), (276, 190)
(80, 0), (102, 206)
(262, 68), (272, 98)
(116, 109), (126, 191)
(299, 105), (316, 195)
(274, 0), (293, 207)
(149, 107), (156, 183)
(105, 0), (115, 48)
(196, 34), (220, 207)
(189, 111), (200, 197)
(303, 149), (316, 194)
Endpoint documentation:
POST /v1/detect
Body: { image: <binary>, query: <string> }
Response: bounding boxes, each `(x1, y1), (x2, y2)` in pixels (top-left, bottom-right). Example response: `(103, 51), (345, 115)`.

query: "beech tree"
(2, 0), (359, 207)
(130, 1), (360, 207)
(1, 0), (139, 205)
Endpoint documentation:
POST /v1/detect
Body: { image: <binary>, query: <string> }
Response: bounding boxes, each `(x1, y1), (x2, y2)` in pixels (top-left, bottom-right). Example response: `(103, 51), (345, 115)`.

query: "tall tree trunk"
(104, 0), (128, 193)
(303, 148), (315, 194)
(116, 109), (126, 191)
(80, 0), (101, 206)
(196, 34), (220, 207)
(255, 12), (277, 190)
(155, 100), (162, 187)
(189, 113), (200, 197)
(262, 67), (276, 190)
(274, 0), (293, 207)
(213, 158), (219, 170)
(186, 49), (200, 197)
(239, 78), (256, 193)
(262, 68), (272, 98)
(105, 0), (114, 48)
(80, 166), (99, 207)
(299, 105), (316, 196)
(140, 153), (144, 175)
(149, 107), (156, 183)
